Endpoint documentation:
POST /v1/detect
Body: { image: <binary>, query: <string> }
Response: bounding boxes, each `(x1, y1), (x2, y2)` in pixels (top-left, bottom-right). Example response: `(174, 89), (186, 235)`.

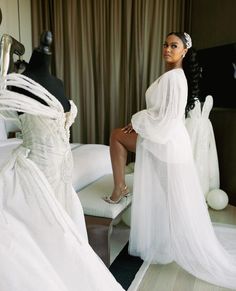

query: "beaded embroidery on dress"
(0, 73), (124, 291)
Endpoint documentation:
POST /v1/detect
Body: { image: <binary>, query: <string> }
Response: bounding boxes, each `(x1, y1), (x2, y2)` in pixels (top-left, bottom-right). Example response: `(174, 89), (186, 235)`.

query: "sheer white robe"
(129, 68), (236, 290)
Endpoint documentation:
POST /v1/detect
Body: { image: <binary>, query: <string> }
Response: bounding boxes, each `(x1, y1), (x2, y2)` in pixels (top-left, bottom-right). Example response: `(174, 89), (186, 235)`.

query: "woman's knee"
(110, 128), (123, 144)
(110, 128), (137, 152)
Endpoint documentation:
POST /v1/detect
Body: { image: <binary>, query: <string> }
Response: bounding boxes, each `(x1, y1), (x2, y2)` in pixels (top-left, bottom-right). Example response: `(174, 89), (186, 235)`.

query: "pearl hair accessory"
(184, 32), (192, 49)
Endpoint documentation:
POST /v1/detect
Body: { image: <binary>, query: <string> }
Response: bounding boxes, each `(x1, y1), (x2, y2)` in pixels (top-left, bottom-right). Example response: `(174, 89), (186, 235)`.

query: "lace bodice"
(0, 73), (78, 185)
(20, 111), (75, 185)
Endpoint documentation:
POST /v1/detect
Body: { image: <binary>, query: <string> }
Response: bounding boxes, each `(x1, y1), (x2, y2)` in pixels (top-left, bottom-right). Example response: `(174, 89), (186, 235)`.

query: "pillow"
(71, 144), (112, 191)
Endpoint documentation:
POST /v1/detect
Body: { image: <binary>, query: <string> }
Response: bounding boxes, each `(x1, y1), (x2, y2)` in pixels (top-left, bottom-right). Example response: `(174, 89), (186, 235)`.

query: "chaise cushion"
(77, 174), (133, 219)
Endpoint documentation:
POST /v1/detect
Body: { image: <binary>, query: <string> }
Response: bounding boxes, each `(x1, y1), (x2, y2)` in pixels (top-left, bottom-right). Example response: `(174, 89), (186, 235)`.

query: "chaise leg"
(85, 215), (113, 267)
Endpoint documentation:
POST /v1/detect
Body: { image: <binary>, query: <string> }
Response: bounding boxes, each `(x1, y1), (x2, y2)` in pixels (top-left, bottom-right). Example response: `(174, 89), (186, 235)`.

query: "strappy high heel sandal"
(103, 185), (130, 204)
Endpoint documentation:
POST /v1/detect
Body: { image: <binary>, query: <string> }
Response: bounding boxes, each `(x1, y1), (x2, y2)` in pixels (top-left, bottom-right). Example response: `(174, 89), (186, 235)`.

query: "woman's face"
(163, 34), (187, 67)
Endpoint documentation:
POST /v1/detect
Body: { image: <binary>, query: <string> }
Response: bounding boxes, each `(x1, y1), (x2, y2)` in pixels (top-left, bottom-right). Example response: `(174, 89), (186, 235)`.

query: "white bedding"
(0, 139), (112, 191)
(71, 143), (112, 191)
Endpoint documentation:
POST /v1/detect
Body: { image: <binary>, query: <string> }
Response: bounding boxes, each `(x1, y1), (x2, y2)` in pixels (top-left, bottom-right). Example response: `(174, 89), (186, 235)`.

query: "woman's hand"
(121, 123), (134, 134)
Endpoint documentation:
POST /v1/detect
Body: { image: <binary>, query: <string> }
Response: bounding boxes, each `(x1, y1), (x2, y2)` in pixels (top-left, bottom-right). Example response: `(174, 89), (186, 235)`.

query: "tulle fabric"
(129, 69), (236, 289)
(0, 73), (124, 291)
(0, 218), (68, 291)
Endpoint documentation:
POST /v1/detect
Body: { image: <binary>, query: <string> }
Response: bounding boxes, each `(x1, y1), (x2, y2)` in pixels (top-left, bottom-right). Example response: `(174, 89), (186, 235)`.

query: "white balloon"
(206, 189), (229, 210)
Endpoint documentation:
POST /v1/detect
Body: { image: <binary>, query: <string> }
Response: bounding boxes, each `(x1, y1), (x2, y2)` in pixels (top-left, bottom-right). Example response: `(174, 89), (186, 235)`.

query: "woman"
(105, 32), (236, 289)
(0, 34), (124, 290)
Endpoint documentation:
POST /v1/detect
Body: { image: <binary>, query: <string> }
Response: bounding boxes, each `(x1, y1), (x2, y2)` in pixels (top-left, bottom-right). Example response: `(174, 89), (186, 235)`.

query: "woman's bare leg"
(108, 128), (137, 201)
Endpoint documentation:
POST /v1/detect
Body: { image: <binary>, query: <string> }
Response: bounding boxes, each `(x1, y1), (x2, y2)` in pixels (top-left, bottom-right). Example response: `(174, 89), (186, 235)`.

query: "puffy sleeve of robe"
(131, 68), (192, 164)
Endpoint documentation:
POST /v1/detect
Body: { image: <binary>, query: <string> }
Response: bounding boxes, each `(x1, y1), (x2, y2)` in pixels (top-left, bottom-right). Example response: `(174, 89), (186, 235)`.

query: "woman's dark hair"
(168, 32), (201, 114)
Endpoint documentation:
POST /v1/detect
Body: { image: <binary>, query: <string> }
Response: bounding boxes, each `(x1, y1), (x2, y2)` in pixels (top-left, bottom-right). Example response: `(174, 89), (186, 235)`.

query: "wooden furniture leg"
(85, 215), (113, 267)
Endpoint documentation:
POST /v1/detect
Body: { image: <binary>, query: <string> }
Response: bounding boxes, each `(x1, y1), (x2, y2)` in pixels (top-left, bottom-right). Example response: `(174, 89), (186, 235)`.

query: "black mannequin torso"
(14, 31), (71, 113)
(22, 50), (71, 112)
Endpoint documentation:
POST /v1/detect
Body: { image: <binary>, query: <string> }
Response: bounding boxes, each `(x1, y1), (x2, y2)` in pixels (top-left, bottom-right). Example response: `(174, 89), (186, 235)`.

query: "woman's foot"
(103, 185), (130, 204)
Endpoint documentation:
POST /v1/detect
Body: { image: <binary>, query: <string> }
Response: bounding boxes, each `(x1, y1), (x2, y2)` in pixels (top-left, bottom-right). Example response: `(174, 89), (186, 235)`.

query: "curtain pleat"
(31, 0), (188, 144)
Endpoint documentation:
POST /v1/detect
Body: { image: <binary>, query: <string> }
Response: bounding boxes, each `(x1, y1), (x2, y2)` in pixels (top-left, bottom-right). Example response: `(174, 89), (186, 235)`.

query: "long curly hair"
(167, 32), (201, 114)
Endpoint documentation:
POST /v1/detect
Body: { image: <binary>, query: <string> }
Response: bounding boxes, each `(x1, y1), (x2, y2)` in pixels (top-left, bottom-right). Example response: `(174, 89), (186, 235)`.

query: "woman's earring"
(182, 54), (185, 58)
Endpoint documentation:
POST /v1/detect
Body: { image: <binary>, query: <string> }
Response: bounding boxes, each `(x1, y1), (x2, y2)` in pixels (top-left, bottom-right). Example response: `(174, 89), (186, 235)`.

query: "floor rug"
(109, 242), (143, 290)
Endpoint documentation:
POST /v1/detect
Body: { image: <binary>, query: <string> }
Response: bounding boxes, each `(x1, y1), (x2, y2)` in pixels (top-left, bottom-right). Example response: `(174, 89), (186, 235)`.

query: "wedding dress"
(129, 68), (236, 290)
(0, 73), (124, 291)
(185, 95), (220, 196)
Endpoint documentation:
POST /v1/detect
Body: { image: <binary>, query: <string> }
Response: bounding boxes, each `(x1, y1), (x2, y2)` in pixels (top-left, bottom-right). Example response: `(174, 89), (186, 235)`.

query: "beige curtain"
(31, 0), (188, 144)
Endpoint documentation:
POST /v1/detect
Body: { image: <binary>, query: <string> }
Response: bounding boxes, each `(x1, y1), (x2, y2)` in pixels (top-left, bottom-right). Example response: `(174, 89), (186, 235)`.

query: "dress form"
(17, 31), (71, 112)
